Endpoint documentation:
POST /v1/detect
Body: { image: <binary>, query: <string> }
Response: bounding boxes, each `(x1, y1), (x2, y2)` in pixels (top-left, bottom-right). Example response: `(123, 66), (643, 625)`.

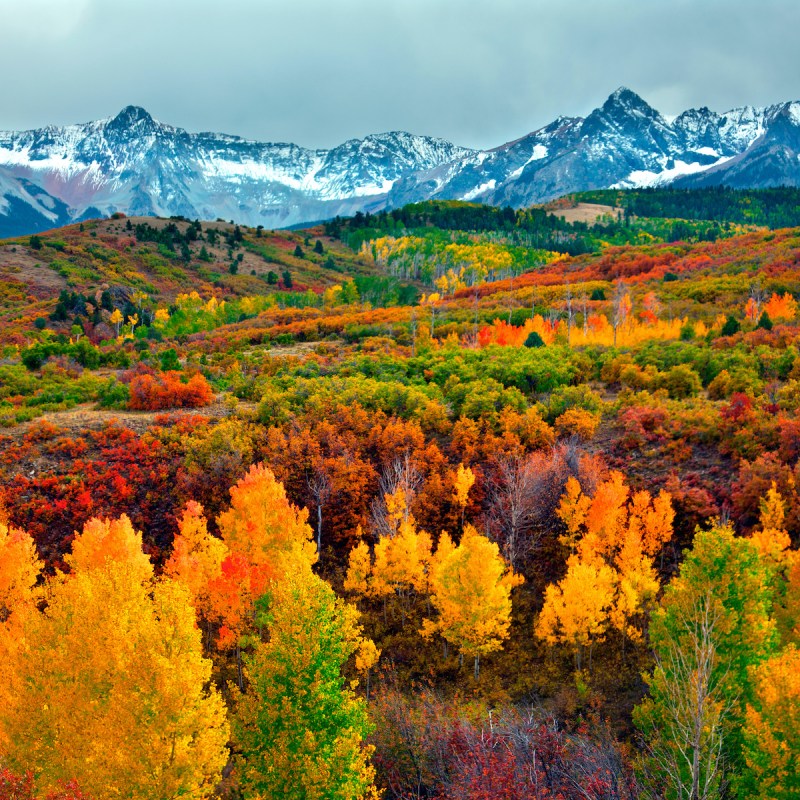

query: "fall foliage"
(4, 194), (800, 798)
(0, 515), (229, 799)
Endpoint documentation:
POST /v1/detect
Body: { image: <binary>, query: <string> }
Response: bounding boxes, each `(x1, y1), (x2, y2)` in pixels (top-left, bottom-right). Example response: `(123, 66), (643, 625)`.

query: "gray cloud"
(0, 0), (797, 149)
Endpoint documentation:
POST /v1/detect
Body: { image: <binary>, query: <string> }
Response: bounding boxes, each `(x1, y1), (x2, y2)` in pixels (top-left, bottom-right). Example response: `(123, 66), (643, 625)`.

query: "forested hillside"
(1, 192), (800, 799)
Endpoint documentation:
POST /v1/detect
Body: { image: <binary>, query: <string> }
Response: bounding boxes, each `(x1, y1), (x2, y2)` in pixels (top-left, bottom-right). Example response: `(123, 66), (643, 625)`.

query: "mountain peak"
(107, 105), (156, 130)
(603, 86), (654, 114)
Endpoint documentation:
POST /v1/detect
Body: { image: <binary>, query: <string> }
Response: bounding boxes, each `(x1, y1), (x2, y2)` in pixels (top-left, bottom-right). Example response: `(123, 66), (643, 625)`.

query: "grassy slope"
(0, 215), (380, 332)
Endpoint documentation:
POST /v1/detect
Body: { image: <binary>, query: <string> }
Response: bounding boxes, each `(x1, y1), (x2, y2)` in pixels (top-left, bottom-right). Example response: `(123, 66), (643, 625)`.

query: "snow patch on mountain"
(462, 179), (497, 201)
(613, 156), (736, 188)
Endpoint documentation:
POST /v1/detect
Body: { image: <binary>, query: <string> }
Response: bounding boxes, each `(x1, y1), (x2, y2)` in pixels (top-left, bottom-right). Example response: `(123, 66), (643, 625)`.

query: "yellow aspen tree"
(109, 307), (123, 336)
(204, 464), (317, 660)
(0, 520), (41, 616)
(0, 520), (43, 733)
(384, 486), (410, 535)
(545, 472), (674, 652)
(429, 531), (457, 584)
(742, 645), (800, 800)
(535, 558), (617, 670)
(749, 483), (800, 645)
(609, 531), (660, 641)
(0, 514), (229, 799)
(749, 482), (793, 566)
(452, 463), (475, 529)
(164, 500), (228, 621)
(370, 518), (432, 621)
(557, 476), (591, 552)
(423, 525), (522, 678)
(344, 536), (372, 597)
(628, 488), (676, 557)
(217, 462), (317, 574)
(355, 638), (382, 701)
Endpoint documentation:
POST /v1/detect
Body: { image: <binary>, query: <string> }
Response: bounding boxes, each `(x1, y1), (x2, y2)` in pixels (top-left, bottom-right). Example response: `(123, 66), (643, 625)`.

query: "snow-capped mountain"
(0, 106), (475, 236)
(2, 89), (800, 237)
(388, 88), (800, 208)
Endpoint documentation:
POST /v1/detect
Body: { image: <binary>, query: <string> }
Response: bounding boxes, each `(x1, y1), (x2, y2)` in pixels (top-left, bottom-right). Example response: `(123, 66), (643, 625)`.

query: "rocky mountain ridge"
(2, 88), (799, 236)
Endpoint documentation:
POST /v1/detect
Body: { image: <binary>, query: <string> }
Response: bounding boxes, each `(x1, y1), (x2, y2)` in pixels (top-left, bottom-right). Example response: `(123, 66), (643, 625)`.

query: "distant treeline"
(325, 201), (601, 256)
(574, 186), (800, 229)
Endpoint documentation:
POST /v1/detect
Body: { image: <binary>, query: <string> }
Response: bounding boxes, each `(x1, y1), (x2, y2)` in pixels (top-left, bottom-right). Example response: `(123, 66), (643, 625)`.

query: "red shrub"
(128, 371), (214, 411)
(0, 769), (91, 800)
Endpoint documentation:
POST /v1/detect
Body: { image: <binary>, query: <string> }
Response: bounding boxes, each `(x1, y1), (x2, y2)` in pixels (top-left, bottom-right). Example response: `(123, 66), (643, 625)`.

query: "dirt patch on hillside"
(0, 245), (67, 296)
(547, 203), (622, 225)
(0, 399), (241, 440)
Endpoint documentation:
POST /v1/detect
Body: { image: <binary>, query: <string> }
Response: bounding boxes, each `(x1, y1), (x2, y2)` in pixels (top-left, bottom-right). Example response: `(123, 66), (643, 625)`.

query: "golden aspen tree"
(0, 520), (43, 732)
(423, 525), (522, 678)
(557, 476), (592, 552)
(217, 462), (317, 573)
(109, 307), (123, 336)
(609, 526), (661, 640)
(452, 463), (475, 528)
(742, 646), (800, 800)
(778, 555), (800, 644)
(429, 530), (456, 579)
(164, 500), (228, 620)
(0, 520), (41, 616)
(540, 471), (674, 657)
(747, 483), (800, 646)
(206, 463), (318, 652)
(344, 537), (372, 597)
(0, 514), (229, 799)
(370, 518), (432, 621)
(355, 637), (382, 701)
(749, 482), (792, 566)
(535, 558), (617, 670)
(384, 486), (410, 536)
(234, 567), (378, 800)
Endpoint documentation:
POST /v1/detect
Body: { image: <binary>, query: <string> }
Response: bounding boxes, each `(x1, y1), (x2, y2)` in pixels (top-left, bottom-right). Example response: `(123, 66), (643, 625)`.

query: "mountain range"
(2, 87), (799, 237)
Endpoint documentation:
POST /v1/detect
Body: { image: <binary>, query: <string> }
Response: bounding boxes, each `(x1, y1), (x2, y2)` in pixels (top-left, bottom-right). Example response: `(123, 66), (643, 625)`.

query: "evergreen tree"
(720, 315), (741, 336)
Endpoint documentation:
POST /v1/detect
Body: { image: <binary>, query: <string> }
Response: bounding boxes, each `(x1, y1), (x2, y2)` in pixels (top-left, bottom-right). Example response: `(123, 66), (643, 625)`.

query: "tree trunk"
(316, 503), (323, 558)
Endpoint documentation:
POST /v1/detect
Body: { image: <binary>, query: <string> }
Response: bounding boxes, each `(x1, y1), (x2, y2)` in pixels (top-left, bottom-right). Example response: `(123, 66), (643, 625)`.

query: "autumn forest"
(1, 189), (800, 799)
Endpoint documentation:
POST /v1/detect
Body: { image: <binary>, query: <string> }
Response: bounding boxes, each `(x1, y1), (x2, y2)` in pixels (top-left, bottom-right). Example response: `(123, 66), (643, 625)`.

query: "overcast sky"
(1, 0), (797, 150)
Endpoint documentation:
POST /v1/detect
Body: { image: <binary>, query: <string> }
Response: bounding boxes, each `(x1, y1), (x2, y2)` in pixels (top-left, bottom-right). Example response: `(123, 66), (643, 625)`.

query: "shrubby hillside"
(2, 191), (800, 799)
